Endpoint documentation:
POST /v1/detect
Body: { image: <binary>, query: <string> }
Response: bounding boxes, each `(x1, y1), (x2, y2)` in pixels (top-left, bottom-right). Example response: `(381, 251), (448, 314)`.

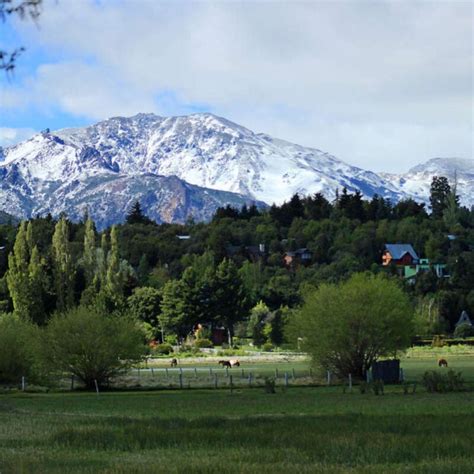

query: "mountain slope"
(381, 158), (474, 205)
(36, 113), (403, 203)
(0, 127), (266, 228)
(0, 113), (472, 227)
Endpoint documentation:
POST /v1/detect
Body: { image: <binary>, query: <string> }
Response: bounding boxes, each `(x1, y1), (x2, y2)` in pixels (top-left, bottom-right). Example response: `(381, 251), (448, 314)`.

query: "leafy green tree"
(160, 279), (191, 339)
(293, 273), (414, 378)
(42, 306), (145, 388)
(136, 254), (150, 286)
(268, 306), (289, 346)
(248, 300), (270, 346)
(127, 286), (161, 328)
(0, 313), (41, 383)
(213, 258), (247, 345)
(52, 217), (75, 311)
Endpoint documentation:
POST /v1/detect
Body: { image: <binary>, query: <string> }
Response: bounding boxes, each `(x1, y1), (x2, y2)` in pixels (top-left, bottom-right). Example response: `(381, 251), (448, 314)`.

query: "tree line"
(0, 176), (472, 343)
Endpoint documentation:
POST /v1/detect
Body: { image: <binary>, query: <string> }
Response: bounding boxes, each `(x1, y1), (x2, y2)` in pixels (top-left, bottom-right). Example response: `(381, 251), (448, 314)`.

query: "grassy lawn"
(2, 350), (474, 473)
(2, 386), (474, 473)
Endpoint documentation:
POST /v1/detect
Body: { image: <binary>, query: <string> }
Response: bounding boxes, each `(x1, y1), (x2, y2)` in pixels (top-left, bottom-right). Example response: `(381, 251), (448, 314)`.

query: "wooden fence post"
(21, 376), (25, 392)
(348, 374), (352, 392)
(94, 379), (99, 396)
(327, 371), (331, 385)
(230, 375), (233, 394)
(179, 373), (183, 389)
(285, 372), (289, 388)
(214, 373), (218, 389)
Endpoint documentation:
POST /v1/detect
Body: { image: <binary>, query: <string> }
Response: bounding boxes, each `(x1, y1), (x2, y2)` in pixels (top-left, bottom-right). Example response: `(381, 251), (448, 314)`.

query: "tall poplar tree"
(106, 225), (123, 296)
(7, 222), (46, 323)
(52, 217), (74, 311)
(83, 217), (96, 286)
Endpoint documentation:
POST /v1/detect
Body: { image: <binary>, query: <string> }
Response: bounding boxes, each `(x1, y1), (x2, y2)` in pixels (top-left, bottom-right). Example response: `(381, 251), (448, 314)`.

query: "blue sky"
(0, 0), (472, 173)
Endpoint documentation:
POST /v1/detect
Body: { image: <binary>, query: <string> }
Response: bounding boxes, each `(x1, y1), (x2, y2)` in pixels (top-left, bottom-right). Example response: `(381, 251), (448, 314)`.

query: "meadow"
(1, 349), (474, 473)
(1, 387), (474, 473)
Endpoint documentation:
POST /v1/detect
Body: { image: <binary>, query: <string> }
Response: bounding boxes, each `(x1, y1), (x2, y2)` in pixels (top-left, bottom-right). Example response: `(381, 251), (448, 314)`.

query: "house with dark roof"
(226, 243), (266, 262)
(382, 244), (419, 266)
(284, 248), (312, 267)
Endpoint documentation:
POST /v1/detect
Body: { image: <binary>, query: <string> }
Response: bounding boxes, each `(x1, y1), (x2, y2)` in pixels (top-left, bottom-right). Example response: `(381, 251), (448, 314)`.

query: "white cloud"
(0, 127), (36, 147)
(5, 0), (473, 171)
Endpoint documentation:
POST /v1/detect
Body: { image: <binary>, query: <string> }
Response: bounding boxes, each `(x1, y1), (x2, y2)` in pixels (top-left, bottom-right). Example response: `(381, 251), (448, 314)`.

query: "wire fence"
(4, 365), (474, 394)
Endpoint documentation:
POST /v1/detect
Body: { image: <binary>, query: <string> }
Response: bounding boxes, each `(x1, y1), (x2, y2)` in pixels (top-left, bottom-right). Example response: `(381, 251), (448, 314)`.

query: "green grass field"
(2, 350), (474, 473)
(2, 388), (474, 473)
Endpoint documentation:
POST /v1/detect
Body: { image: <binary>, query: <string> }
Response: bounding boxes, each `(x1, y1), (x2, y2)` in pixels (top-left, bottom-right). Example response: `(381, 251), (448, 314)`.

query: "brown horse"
(438, 358), (448, 368)
(218, 360), (232, 368)
(170, 358), (178, 367)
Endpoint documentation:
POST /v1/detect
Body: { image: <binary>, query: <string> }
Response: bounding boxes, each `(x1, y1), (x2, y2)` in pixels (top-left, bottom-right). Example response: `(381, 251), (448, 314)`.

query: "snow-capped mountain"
(381, 158), (474, 206)
(0, 113), (472, 227)
(39, 113), (407, 204)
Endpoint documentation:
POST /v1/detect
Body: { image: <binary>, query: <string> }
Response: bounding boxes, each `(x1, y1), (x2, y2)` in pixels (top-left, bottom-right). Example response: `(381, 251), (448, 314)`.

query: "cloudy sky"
(0, 0), (472, 172)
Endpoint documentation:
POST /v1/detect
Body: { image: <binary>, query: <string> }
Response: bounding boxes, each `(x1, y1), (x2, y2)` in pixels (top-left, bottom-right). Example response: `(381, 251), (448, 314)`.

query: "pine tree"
(126, 201), (153, 225)
(430, 176), (451, 219)
(52, 217), (75, 311)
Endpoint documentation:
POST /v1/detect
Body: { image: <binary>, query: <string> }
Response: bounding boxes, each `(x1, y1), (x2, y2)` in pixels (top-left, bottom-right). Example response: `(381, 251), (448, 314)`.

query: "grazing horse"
(218, 360), (232, 368)
(229, 359), (240, 367)
(438, 358), (448, 368)
(170, 358), (178, 367)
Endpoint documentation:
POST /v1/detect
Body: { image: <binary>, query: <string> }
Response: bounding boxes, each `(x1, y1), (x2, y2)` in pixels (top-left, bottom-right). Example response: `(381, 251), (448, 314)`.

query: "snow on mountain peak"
(0, 113), (472, 227)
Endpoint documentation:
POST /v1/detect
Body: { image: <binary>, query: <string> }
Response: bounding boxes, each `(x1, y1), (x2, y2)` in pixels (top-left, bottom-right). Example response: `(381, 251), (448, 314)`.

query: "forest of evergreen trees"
(0, 177), (473, 345)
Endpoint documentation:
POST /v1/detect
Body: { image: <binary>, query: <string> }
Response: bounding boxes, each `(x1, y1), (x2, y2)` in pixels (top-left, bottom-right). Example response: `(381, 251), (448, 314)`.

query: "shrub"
(262, 342), (273, 352)
(164, 334), (178, 345)
(454, 323), (474, 339)
(422, 370), (465, 393)
(42, 306), (146, 389)
(264, 377), (276, 394)
(371, 380), (384, 396)
(0, 314), (41, 384)
(431, 335), (446, 347)
(194, 338), (213, 349)
(154, 343), (174, 355)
